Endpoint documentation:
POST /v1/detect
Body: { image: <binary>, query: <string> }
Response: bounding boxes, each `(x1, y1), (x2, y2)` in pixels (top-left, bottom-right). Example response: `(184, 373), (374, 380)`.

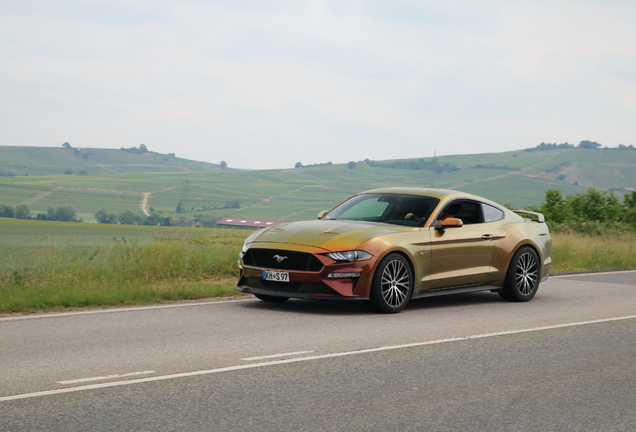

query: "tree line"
(120, 144), (148, 154)
(62, 142), (92, 159)
(536, 189), (636, 232)
(1, 201), (223, 227)
(0, 204), (82, 222)
(95, 209), (221, 227)
(526, 141), (635, 152)
(95, 209), (172, 226)
(295, 161), (333, 168)
(366, 157), (459, 173)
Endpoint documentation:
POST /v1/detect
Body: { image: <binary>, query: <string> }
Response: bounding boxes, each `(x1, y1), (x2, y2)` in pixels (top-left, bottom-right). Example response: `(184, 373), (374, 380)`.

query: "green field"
(0, 219), (246, 312)
(1, 218), (636, 313)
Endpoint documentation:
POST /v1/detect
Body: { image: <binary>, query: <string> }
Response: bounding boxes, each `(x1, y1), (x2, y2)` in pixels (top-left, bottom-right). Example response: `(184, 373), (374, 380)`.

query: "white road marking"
(241, 351), (314, 361)
(553, 269), (636, 277)
(2, 314), (635, 403)
(57, 371), (156, 385)
(0, 298), (253, 322)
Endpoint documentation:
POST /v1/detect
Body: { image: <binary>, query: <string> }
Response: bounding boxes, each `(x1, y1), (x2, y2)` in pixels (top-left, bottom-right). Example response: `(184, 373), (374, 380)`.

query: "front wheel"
(499, 246), (540, 302)
(254, 293), (290, 303)
(368, 253), (413, 313)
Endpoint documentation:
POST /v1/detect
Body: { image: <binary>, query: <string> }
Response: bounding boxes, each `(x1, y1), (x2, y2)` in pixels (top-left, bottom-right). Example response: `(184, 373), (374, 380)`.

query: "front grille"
(243, 249), (323, 272)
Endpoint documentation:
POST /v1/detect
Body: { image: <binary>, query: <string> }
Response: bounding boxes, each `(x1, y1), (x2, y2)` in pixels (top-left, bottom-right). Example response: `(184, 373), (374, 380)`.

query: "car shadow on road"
(240, 298), (371, 315)
(408, 292), (504, 311)
(240, 291), (504, 316)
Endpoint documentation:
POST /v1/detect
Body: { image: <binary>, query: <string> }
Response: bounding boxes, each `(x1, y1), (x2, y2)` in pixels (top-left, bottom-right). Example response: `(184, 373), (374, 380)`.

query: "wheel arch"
(504, 241), (541, 275)
(499, 241), (542, 302)
(371, 249), (417, 299)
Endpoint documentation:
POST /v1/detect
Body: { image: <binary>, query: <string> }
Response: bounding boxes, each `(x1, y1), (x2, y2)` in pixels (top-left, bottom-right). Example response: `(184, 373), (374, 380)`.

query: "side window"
(438, 200), (484, 225)
(482, 203), (504, 222)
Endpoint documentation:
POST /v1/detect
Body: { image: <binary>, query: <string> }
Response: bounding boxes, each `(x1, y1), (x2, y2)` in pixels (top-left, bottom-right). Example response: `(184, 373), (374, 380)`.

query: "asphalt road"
(1, 271), (635, 431)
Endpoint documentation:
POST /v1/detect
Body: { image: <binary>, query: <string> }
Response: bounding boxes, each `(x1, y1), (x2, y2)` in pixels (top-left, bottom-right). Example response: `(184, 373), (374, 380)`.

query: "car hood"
(248, 220), (403, 251)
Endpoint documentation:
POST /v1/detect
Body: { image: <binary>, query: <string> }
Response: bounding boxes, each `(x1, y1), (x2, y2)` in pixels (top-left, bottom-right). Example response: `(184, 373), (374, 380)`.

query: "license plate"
(262, 270), (290, 282)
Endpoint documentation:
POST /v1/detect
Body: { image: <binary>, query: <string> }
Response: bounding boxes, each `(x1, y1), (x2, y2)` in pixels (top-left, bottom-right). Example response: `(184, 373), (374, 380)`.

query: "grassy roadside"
(1, 220), (635, 313)
(0, 220), (248, 313)
(550, 232), (636, 273)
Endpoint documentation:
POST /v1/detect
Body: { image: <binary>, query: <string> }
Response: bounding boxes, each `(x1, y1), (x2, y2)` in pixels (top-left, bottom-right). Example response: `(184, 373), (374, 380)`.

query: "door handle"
(481, 234), (494, 240)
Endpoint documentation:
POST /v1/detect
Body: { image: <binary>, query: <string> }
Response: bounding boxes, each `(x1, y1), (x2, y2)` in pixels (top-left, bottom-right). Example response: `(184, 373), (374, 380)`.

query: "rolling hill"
(1, 145), (635, 223)
(0, 145), (220, 176)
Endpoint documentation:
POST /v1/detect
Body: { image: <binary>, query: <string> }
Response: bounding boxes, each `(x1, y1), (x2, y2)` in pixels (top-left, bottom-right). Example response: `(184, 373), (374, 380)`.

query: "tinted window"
(437, 200), (484, 225)
(482, 203), (504, 222)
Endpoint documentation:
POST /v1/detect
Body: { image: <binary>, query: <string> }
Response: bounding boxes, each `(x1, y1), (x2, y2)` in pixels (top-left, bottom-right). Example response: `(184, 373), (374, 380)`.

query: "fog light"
(327, 272), (361, 278)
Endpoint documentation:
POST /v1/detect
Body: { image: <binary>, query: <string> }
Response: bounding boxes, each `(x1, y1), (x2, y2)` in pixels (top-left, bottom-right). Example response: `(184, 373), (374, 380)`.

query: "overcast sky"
(1, 1), (635, 169)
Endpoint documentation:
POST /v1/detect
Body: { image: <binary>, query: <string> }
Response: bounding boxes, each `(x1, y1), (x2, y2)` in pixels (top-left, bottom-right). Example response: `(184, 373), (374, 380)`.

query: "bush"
(0, 204), (15, 218)
(95, 209), (118, 224)
(118, 210), (143, 225)
(538, 188), (633, 228)
(14, 205), (31, 220)
(197, 215), (221, 227)
(55, 206), (78, 222)
(40, 206), (80, 222)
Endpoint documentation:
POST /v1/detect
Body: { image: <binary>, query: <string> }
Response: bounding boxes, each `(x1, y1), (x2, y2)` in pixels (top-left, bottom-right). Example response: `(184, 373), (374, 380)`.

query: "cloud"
(1, 0), (635, 168)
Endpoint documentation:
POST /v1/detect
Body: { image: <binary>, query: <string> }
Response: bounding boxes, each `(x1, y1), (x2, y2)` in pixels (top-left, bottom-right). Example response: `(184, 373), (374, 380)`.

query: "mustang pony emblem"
(273, 255), (288, 263)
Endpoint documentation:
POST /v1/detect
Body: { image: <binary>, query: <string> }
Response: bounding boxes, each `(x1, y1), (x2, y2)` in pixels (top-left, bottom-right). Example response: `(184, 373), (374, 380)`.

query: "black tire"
(254, 293), (290, 303)
(368, 253), (413, 313)
(499, 246), (540, 302)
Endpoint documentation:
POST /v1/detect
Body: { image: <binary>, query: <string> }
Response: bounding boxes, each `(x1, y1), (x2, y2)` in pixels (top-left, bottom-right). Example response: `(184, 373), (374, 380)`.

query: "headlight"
(326, 250), (372, 262)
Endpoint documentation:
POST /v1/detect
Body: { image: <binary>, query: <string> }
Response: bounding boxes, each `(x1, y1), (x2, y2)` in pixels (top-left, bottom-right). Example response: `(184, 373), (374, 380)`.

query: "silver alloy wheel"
(381, 259), (411, 308)
(515, 251), (538, 295)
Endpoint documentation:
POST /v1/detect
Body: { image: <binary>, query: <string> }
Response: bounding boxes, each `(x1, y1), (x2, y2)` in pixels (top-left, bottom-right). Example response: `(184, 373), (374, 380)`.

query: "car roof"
(361, 187), (478, 200)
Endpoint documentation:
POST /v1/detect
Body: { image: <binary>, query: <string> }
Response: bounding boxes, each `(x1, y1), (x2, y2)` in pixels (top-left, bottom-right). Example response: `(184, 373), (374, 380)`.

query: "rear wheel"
(254, 293), (290, 303)
(499, 246), (540, 302)
(368, 253), (413, 313)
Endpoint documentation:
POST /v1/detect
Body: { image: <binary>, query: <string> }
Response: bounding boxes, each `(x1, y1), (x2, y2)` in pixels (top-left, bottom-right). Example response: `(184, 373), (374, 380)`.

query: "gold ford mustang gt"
(236, 188), (551, 313)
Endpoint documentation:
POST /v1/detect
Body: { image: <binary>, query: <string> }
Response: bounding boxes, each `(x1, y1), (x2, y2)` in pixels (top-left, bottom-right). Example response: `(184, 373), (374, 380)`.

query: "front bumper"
(236, 249), (377, 299)
(236, 286), (367, 300)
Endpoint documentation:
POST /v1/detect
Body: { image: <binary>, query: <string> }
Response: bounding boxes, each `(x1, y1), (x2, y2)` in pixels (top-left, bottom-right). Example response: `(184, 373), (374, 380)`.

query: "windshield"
(324, 194), (440, 226)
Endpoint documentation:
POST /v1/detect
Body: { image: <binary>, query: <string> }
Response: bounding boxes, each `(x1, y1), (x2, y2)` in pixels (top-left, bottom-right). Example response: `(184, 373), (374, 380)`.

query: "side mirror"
(435, 218), (463, 231)
(317, 210), (329, 220)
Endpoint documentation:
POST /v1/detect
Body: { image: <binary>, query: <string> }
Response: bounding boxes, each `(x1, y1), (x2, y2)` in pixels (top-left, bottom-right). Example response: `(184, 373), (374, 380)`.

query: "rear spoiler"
(512, 210), (545, 223)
